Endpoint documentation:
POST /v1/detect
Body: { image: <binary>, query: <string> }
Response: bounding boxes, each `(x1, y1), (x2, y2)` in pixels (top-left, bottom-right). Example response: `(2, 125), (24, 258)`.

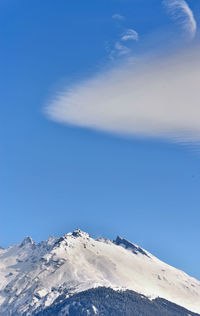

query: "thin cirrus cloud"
(112, 41), (130, 57)
(163, 0), (197, 39)
(45, 46), (200, 144)
(121, 29), (139, 41)
(112, 13), (125, 21)
(109, 29), (139, 59)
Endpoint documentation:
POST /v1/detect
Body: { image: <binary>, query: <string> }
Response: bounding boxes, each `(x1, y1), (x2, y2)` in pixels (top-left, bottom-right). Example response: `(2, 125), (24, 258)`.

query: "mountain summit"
(0, 229), (200, 315)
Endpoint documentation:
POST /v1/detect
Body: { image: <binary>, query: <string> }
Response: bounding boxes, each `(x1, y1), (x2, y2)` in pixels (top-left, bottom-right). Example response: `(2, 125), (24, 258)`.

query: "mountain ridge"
(0, 229), (200, 315)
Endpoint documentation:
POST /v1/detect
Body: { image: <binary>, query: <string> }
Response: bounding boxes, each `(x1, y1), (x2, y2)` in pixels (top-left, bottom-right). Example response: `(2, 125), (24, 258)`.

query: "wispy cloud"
(108, 15), (139, 60)
(110, 41), (130, 58)
(45, 46), (200, 144)
(163, 0), (197, 39)
(112, 13), (125, 21)
(121, 29), (139, 41)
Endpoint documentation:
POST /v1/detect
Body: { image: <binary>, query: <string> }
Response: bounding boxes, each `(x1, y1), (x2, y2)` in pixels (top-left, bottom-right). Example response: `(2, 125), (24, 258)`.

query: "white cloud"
(107, 42), (131, 60)
(112, 13), (125, 21)
(114, 41), (130, 56)
(107, 29), (139, 60)
(121, 29), (139, 41)
(45, 47), (200, 143)
(163, 0), (197, 39)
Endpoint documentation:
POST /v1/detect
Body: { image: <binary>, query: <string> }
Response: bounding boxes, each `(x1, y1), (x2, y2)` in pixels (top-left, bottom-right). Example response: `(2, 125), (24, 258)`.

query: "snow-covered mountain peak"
(51, 229), (90, 249)
(71, 228), (90, 238)
(0, 230), (200, 315)
(20, 236), (35, 247)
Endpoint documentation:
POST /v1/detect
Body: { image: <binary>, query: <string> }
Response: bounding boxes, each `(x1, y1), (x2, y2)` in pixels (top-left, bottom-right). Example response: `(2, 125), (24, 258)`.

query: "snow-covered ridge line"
(0, 229), (200, 315)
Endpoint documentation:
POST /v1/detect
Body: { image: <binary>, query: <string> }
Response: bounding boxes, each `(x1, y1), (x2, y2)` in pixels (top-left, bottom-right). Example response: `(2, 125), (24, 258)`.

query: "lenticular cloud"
(45, 48), (200, 143)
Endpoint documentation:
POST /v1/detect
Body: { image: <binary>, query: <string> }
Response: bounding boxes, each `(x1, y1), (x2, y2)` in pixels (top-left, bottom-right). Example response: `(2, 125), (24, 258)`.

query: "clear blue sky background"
(1, 0), (200, 279)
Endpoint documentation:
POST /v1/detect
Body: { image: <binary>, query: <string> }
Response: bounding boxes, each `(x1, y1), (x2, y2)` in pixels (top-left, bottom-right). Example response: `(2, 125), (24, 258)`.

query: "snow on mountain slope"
(0, 229), (200, 315)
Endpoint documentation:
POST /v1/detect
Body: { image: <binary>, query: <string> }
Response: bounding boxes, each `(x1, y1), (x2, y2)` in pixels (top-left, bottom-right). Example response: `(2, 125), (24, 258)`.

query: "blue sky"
(1, 0), (200, 279)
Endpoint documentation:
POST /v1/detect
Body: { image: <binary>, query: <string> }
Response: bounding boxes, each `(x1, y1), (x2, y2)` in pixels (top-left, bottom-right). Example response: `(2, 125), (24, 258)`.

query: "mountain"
(0, 229), (200, 315)
(35, 287), (200, 316)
